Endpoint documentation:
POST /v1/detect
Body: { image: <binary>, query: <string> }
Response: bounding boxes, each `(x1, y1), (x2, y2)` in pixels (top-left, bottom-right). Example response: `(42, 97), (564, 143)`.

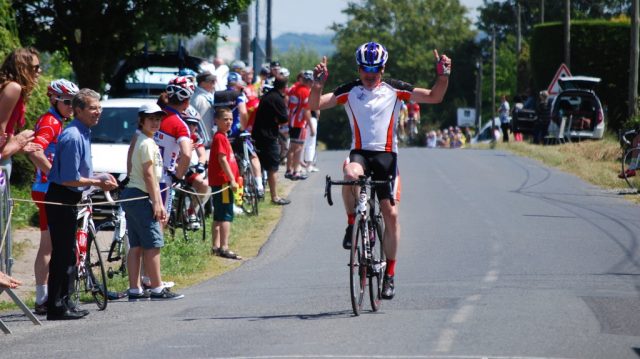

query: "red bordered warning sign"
(547, 63), (572, 96)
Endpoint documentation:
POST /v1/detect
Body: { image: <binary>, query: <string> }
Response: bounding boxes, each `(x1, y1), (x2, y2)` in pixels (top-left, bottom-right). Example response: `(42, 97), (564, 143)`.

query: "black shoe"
(343, 224), (353, 249)
(284, 172), (293, 180)
(34, 302), (47, 315)
(381, 274), (395, 300)
(47, 308), (88, 320)
(128, 290), (150, 302)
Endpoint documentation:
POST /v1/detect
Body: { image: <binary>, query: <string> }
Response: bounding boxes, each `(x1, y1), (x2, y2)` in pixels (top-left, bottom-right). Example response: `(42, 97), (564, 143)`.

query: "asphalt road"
(3, 147), (640, 359)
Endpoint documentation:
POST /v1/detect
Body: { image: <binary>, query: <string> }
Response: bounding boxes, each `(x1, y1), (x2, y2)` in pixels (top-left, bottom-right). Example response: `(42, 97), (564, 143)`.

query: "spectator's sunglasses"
(359, 65), (382, 73)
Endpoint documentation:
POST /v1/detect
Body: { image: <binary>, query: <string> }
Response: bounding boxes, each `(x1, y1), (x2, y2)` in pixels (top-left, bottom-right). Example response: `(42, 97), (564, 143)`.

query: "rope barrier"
(10, 185), (230, 207)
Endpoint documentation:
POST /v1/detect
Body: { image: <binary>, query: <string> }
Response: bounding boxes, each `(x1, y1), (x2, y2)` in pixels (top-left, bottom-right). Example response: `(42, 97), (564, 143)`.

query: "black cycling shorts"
(348, 149), (398, 201)
(289, 127), (305, 144)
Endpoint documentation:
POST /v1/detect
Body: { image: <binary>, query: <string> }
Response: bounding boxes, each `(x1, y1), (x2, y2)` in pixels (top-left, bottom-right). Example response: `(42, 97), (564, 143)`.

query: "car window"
(94, 107), (139, 144)
(125, 67), (179, 91)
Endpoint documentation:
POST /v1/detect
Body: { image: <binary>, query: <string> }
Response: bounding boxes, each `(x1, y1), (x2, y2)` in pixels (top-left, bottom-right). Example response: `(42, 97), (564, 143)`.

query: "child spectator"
(121, 103), (184, 301)
(209, 107), (242, 260)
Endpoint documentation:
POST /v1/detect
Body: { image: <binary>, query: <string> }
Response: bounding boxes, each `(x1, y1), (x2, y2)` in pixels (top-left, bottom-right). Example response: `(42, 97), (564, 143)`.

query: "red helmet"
(166, 76), (195, 101)
(47, 79), (79, 97)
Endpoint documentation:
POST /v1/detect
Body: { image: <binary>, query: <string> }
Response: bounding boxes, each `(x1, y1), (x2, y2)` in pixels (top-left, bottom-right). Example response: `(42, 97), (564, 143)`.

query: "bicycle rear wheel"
(622, 148), (640, 192)
(87, 228), (108, 310)
(369, 213), (386, 312)
(350, 216), (367, 316)
(179, 193), (206, 241)
(241, 168), (259, 216)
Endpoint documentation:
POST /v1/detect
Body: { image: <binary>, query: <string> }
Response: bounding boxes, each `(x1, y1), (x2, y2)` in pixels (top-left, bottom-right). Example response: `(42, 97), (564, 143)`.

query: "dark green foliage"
(531, 20), (632, 131)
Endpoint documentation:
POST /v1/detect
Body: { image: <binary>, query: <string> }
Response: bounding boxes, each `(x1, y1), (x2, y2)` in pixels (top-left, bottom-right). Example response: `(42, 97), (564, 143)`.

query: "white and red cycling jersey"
(334, 78), (414, 153)
(287, 82), (310, 129)
(154, 107), (191, 183)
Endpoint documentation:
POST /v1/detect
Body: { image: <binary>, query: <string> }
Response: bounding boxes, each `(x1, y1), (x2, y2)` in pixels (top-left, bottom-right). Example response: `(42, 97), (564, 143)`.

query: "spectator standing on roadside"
(252, 76), (291, 205)
(213, 58), (229, 91)
(121, 103), (183, 301)
(498, 95), (510, 142)
(191, 71), (216, 137)
(0, 47), (43, 176)
(209, 107), (243, 259)
(29, 79), (79, 315)
(303, 110), (320, 172)
(285, 70), (313, 180)
(534, 90), (550, 144)
(45, 89), (118, 320)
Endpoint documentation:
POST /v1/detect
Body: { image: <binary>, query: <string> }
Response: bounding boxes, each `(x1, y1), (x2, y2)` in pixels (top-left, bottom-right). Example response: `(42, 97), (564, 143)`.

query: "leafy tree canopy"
(13, 0), (251, 91)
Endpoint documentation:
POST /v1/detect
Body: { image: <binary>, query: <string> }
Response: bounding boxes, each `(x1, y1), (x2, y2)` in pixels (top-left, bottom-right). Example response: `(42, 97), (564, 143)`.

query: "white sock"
(129, 287), (143, 295)
(141, 275), (150, 286)
(255, 176), (263, 191)
(35, 285), (47, 304)
(151, 286), (164, 294)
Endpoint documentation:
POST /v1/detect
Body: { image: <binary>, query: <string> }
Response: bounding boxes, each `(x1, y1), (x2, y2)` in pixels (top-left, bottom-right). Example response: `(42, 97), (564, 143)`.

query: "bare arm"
(238, 102), (249, 130)
(218, 153), (238, 191)
(410, 50), (451, 105)
(175, 138), (192, 178)
(0, 82), (21, 134)
(309, 56), (338, 111)
(61, 173), (118, 191)
(142, 160), (166, 224)
(126, 132), (138, 176)
(28, 150), (51, 175)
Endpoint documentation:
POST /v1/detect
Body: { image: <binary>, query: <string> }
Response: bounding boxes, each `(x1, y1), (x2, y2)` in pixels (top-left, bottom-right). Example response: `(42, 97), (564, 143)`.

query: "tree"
(13, 0), (251, 91)
(274, 45), (320, 79)
(319, 0), (476, 148)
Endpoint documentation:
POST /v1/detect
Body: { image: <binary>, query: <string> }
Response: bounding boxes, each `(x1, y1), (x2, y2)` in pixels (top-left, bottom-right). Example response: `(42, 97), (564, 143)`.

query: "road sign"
(547, 63), (572, 96)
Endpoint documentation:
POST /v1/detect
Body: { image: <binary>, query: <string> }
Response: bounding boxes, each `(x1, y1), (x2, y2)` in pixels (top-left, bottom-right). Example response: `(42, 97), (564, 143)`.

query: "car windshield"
(93, 107), (138, 144)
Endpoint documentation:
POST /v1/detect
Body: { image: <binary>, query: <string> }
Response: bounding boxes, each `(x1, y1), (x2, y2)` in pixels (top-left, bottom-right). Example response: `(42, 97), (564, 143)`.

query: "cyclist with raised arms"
(309, 42), (451, 300)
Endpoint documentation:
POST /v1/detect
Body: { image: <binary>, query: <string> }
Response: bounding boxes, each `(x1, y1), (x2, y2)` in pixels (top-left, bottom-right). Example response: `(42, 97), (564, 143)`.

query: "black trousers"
(45, 183), (82, 315)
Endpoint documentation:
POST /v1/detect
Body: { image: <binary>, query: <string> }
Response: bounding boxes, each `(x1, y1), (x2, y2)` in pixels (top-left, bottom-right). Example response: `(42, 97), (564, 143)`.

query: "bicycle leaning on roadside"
(166, 180), (207, 242)
(619, 128), (640, 193)
(236, 132), (260, 216)
(72, 187), (109, 311)
(325, 174), (392, 316)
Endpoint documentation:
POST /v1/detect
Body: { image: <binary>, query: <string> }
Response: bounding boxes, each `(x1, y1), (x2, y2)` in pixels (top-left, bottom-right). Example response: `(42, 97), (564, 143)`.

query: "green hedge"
(531, 20), (634, 131)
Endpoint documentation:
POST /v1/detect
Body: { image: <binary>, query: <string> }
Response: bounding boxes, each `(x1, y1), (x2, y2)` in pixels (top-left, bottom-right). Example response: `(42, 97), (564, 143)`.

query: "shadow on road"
(180, 309), (359, 322)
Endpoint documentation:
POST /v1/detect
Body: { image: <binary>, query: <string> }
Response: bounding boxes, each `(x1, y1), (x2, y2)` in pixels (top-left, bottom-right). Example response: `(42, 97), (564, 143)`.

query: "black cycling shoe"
(381, 274), (395, 300)
(343, 224), (353, 250)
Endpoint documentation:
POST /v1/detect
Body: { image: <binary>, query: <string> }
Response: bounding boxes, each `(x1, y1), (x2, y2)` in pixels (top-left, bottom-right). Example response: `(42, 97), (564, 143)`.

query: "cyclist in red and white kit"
(155, 76), (194, 211)
(285, 70), (313, 180)
(309, 42), (451, 299)
(29, 79), (79, 314)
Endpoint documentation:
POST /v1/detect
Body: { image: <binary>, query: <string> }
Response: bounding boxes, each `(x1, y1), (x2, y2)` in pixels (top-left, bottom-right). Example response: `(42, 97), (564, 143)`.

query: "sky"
(220, 0), (486, 38)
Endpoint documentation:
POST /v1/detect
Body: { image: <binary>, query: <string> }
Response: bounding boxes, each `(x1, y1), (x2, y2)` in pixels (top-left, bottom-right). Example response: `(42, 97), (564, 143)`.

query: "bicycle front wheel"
(241, 168), (259, 216)
(369, 213), (386, 312)
(87, 228), (108, 310)
(622, 148), (640, 192)
(350, 216), (367, 316)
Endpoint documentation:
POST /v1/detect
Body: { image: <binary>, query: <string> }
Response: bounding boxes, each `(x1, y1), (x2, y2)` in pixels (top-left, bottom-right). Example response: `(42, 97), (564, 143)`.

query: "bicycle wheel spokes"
(369, 216), (386, 312)
(87, 232), (108, 310)
(350, 220), (366, 316)
(241, 168), (259, 216)
(622, 149), (640, 193)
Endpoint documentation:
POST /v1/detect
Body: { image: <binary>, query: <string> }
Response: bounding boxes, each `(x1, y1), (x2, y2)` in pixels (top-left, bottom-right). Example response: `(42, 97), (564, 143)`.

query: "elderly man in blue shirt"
(45, 88), (117, 320)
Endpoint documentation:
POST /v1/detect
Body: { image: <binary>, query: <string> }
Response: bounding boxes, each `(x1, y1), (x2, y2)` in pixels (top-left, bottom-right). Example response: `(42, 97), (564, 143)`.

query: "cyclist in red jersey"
(309, 42), (451, 300)
(285, 70), (313, 180)
(29, 79), (79, 314)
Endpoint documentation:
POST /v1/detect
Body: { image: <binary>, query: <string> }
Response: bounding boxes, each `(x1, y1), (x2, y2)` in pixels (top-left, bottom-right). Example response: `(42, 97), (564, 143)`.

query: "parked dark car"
(106, 50), (207, 98)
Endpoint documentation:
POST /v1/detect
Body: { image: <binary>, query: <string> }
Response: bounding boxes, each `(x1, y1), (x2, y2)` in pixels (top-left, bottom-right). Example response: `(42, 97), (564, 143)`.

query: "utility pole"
(541, 0), (545, 23)
(516, 0), (521, 55)
(475, 59), (483, 130)
(252, 0), (260, 74)
(630, 0), (639, 119)
(266, 0), (272, 63)
(492, 27), (497, 141)
(239, 8), (250, 65)
(564, 0), (571, 68)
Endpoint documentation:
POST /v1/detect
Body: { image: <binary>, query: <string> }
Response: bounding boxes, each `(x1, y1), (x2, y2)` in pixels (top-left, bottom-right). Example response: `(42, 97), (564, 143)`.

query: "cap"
(270, 60), (281, 68)
(138, 103), (165, 115)
(302, 70), (314, 81)
(196, 71), (216, 83)
(227, 72), (246, 86)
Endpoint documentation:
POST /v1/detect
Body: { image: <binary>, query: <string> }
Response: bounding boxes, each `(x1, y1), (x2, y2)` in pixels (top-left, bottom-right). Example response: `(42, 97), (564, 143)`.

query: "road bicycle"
(100, 199), (128, 280)
(71, 188), (109, 311)
(325, 174), (392, 316)
(167, 182), (206, 241)
(619, 128), (640, 192)
(236, 132), (260, 216)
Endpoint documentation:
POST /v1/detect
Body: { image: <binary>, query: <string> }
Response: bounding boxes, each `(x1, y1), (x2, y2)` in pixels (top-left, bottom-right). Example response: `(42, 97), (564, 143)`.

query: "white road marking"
(451, 304), (475, 324)
(483, 269), (499, 283)
(435, 328), (457, 353)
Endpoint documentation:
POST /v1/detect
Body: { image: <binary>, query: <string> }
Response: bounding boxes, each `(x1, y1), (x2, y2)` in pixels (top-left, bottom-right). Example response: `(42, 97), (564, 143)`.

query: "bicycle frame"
(76, 201), (94, 277)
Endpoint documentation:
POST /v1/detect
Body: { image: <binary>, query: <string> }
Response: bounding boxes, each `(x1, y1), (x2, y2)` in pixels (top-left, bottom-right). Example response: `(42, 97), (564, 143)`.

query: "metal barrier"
(0, 167), (41, 333)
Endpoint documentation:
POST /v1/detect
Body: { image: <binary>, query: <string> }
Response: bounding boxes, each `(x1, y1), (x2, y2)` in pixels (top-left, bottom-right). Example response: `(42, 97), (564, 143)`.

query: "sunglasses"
(31, 64), (41, 73)
(360, 65), (382, 73)
(56, 98), (72, 106)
